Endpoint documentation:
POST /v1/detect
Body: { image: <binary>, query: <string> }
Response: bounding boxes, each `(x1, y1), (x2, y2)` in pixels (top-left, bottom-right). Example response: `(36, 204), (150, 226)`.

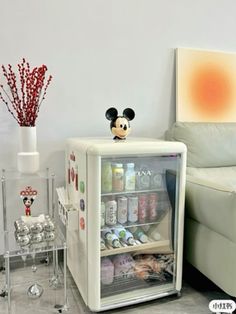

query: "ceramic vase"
(17, 126), (39, 173)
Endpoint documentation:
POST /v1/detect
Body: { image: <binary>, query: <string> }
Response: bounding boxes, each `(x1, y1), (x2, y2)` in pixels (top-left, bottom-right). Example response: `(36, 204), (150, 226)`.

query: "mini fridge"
(65, 137), (186, 312)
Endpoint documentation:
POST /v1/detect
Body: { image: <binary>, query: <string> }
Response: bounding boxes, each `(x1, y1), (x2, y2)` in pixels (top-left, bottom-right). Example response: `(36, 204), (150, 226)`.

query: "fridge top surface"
(67, 137), (187, 156)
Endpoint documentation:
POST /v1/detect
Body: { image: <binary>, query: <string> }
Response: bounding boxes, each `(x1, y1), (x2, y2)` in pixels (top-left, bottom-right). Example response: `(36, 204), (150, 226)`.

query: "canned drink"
(31, 232), (44, 244)
(15, 233), (31, 247)
(30, 222), (43, 234)
(14, 221), (30, 235)
(44, 231), (56, 242)
(14, 219), (22, 229)
(105, 200), (117, 226)
(128, 196), (138, 223)
(148, 193), (158, 221)
(43, 218), (55, 232)
(138, 194), (148, 223)
(117, 196), (128, 224)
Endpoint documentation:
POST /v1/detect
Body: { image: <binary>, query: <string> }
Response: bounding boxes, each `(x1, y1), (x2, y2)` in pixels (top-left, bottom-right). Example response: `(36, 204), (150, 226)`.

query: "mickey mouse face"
(112, 116), (130, 139)
(23, 197), (34, 207)
(106, 107), (135, 140)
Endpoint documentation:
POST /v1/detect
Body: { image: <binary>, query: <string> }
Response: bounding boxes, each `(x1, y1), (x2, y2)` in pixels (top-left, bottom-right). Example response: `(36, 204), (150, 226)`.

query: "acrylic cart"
(1, 169), (68, 313)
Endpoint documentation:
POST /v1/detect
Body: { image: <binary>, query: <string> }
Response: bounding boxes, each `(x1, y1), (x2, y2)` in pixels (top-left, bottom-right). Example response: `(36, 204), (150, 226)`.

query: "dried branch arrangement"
(0, 58), (52, 126)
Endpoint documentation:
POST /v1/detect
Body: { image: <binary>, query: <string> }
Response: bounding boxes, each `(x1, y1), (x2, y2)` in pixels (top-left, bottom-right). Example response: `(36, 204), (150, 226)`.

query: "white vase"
(17, 126), (40, 173)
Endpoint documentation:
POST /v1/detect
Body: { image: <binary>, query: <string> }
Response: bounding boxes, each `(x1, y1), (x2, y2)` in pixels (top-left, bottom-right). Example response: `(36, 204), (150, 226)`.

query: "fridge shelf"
(101, 239), (171, 257)
(100, 210), (169, 232)
(101, 253), (174, 298)
(101, 188), (163, 197)
(101, 276), (173, 298)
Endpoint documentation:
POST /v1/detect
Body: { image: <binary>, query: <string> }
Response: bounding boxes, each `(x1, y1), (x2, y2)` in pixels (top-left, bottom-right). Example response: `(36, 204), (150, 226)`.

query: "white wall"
(1, 0), (236, 177)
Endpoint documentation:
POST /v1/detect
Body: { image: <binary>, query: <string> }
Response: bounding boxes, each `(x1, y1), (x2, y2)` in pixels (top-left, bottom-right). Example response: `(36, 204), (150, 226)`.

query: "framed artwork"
(176, 47), (236, 122)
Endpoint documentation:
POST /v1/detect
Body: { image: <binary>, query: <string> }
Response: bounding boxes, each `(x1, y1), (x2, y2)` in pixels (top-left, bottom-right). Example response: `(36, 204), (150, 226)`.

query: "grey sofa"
(166, 122), (236, 297)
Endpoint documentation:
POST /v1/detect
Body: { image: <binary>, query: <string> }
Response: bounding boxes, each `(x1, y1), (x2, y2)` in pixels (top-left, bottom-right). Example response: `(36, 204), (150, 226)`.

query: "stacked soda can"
(14, 220), (31, 247)
(14, 215), (56, 247)
(43, 215), (56, 242)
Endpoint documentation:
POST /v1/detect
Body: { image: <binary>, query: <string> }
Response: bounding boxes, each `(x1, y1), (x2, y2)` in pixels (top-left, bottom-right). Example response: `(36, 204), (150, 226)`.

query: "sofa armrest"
(186, 174), (235, 193)
(185, 175), (236, 243)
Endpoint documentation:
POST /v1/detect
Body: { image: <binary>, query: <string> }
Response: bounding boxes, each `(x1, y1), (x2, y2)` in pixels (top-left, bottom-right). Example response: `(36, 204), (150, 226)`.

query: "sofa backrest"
(165, 122), (236, 167)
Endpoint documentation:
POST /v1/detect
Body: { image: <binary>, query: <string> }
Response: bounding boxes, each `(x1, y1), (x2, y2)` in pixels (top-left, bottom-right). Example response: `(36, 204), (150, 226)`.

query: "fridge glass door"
(100, 154), (182, 300)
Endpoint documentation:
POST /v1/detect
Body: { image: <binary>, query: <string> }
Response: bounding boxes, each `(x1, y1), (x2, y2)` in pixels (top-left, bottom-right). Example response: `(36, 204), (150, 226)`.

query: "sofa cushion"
(186, 166), (236, 242)
(166, 122), (236, 167)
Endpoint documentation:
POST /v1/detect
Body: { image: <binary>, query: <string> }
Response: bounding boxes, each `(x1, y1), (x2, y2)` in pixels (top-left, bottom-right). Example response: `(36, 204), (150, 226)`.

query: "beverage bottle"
(101, 228), (113, 241)
(106, 233), (121, 248)
(132, 227), (148, 243)
(151, 172), (163, 189)
(123, 230), (135, 245)
(102, 229), (121, 248)
(100, 238), (106, 250)
(136, 165), (151, 190)
(113, 227), (126, 239)
(100, 202), (105, 228)
(124, 163), (135, 191)
(101, 161), (112, 193)
(112, 163), (124, 192)
(105, 199), (117, 226)
(117, 196), (128, 224)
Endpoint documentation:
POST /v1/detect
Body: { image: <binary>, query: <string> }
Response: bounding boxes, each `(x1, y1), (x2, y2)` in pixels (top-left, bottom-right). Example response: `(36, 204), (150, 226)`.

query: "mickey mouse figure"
(23, 197), (34, 216)
(20, 186), (37, 216)
(105, 107), (135, 140)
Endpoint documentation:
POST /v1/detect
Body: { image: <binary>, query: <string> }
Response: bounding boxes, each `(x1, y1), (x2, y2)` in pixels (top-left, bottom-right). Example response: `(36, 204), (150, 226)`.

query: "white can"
(105, 200), (117, 226)
(117, 196), (128, 224)
(128, 196), (138, 223)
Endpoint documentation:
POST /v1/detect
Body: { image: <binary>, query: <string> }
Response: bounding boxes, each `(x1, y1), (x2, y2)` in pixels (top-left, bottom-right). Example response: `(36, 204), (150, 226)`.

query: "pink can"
(148, 193), (158, 221)
(138, 194), (148, 223)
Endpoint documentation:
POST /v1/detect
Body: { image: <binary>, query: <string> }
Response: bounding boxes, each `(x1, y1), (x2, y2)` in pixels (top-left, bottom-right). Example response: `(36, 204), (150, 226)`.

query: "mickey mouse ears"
(123, 108), (135, 121)
(105, 107), (135, 121)
(105, 107), (118, 121)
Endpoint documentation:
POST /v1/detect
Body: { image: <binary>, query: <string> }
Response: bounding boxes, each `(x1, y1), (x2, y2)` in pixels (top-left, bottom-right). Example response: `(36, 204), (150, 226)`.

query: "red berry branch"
(0, 58), (52, 126)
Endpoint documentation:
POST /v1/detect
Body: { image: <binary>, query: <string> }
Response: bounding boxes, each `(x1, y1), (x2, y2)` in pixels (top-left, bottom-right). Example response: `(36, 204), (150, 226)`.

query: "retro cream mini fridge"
(65, 137), (186, 312)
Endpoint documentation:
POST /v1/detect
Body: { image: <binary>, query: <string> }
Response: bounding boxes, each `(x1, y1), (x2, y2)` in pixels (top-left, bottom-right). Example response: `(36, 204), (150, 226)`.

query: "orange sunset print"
(176, 48), (236, 122)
